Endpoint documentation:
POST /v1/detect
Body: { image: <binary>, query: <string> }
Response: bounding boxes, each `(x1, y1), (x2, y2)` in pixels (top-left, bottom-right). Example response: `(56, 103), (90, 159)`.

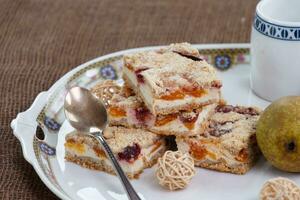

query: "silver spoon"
(64, 86), (141, 200)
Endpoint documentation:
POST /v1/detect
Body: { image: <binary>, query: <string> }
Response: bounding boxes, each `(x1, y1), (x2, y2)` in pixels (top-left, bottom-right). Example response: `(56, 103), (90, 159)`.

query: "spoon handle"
(90, 131), (141, 200)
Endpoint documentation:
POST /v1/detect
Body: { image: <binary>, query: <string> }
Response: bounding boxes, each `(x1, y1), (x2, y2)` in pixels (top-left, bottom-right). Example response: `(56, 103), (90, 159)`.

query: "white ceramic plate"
(11, 44), (300, 200)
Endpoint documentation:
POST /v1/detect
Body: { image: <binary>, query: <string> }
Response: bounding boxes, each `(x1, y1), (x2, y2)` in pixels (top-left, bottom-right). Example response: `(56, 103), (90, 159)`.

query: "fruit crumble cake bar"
(123, 43), (222, 115)
(65, 126), (166, 179)
(91, 80), (217, 136)
(176, 105), (261, 174)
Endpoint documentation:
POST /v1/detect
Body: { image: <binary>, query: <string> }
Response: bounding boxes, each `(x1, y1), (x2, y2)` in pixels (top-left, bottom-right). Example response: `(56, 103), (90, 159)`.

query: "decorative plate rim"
(11, 43), (250, 200)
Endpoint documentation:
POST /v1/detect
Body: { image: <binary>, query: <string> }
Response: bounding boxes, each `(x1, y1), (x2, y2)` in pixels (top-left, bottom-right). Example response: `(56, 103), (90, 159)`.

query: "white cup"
(250, 0), (300, 101)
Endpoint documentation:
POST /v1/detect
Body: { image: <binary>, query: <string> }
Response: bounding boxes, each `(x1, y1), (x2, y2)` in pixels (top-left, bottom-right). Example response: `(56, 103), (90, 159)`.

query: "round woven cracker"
(156, 150), (195, 191)
(260, 177), (300, 200)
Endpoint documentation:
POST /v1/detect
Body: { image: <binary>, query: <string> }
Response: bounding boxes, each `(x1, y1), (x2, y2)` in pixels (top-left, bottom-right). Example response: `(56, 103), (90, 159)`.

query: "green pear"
(257, 96), (300, 172)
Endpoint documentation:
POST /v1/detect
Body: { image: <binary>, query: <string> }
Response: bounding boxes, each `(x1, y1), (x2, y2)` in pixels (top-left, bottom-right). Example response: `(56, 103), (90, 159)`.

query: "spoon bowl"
(64, 86), (107, 132)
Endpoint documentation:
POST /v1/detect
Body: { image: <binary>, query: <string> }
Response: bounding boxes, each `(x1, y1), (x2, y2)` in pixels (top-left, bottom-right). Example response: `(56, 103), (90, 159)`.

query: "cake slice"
(65, 126), (166, 179)
(123, 43), (222, 115)
(176, 105), (261, 174)
(91, 80), (217, 136)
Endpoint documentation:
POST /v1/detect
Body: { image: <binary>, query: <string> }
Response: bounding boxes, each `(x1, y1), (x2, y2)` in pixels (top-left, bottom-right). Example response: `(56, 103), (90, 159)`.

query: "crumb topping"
(179, 111), (199, 122)
(66, 126), (162, 153)
(103, 126), (162, 152)
(158, 42), (202, 60)
(143, 61), (219, 97)
(205, 105), (260, 138)
(124, 43), (221, 97)
(179, 105), (260, 165)
(124, 51), (192, 71)
(110, 94), (142, 109)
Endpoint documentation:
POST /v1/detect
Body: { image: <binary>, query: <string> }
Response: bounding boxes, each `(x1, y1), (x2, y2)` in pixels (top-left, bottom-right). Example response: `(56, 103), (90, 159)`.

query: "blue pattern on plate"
(254, 14), (300, 41)
(100, 65), (117, 80)
(44, 116), (61, 131)
(39, 142), (56, 156)
(215, 55), (231, 70)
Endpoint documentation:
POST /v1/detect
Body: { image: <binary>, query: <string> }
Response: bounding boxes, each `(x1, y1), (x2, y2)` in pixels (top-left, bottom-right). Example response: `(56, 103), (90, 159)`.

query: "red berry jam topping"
(136, 74), (144, 84)
(215, 105), (235, 113)
(235, 107), (259, 116)
(135, 107), (151, 123)
(216, 105), (259, 116)
(207, 121), (232, 137)
(135, 68), (149, 84)
(211, 80), (222, 88)
(118, 143), (141, 163)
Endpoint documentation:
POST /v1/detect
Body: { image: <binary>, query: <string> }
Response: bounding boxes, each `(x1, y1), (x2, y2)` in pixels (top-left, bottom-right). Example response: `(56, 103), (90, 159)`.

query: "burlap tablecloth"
(0, 0), (257, 199)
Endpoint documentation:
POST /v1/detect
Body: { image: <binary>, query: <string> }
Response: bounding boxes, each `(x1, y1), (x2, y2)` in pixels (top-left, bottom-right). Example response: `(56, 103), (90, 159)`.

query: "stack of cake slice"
(122, 43), (222, 116)
(176, 105), (261, 174)
(120, 43), (222, 136)
(65, 43), (261, 178)
(65, 126), (165, 179)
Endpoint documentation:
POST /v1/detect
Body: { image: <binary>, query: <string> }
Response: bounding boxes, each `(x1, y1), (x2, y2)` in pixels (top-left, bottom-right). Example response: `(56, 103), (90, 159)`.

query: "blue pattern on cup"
(254, 14), (300, 41)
